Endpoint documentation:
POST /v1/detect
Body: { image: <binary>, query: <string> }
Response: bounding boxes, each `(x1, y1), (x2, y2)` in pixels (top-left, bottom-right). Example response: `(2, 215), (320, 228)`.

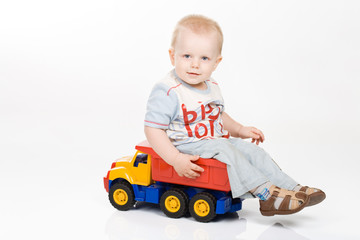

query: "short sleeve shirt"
(145, 70), (229, 145)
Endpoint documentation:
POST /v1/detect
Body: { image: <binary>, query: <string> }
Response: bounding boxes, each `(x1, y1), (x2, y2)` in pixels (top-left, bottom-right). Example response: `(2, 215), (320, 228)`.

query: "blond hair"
(171, 15), (223, 53)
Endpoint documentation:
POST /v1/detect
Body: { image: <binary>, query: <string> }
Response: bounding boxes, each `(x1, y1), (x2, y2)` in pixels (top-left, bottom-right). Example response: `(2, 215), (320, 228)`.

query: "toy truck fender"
(104, 156), (133, 189)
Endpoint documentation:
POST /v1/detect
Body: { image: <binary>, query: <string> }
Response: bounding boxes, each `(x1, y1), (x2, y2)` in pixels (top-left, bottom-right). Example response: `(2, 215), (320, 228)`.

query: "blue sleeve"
(144, 83), (179, 129)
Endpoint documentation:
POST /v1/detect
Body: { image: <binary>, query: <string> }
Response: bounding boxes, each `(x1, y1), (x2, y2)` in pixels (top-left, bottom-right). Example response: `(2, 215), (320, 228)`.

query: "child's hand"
(240, 126), (265, 145)
(173, 153), (204, 179)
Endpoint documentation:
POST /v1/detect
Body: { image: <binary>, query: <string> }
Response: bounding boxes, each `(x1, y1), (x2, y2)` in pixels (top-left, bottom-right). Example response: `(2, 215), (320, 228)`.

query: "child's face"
(169, 28), (222, 89)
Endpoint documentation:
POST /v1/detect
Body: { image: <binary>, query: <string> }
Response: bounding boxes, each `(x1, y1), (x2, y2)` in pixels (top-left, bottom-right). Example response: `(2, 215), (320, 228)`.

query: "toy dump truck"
(103, 140), (242, 222)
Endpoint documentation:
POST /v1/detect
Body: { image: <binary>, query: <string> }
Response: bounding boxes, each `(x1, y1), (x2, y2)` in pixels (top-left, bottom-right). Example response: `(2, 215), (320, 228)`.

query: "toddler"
(144, 15), (325, 216)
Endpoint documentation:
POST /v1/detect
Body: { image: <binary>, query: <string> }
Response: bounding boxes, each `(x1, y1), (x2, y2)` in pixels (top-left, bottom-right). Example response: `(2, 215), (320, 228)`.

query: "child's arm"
(144, 126), (204, 179)
(222, 112), (265, 145)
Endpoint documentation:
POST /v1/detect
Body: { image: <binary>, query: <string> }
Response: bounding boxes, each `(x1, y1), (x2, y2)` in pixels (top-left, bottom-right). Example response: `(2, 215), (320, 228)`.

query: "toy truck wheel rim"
(160, 189), (188, 218)
(109, 181), (135, 211)
(113, 189), (128, 206)
(194, 199), (211, 217)
(189, 192), (216, 222)
(165, 196), (181, 213)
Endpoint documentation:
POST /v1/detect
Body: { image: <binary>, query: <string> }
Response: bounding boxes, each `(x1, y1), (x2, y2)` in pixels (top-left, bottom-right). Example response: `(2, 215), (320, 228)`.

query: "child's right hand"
(173, 153), (204, 179)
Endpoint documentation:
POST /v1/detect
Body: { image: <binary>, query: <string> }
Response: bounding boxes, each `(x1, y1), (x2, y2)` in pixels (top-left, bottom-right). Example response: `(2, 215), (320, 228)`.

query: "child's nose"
(191, 59), (200, 68)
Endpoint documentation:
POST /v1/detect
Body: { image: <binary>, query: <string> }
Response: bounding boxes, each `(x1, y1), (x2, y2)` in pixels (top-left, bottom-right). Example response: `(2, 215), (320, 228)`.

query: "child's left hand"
(239, 126), (265, 145)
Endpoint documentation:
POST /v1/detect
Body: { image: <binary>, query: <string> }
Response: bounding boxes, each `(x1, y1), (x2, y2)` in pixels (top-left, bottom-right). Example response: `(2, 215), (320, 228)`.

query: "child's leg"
(229, 138), (298, 190)
(177, 139), (309, 216)
(176, 138), (268, 197)
(229, 138), (326, 207)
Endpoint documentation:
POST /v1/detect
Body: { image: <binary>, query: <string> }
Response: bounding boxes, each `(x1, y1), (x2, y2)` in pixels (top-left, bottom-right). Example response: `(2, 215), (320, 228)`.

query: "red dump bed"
(136, 141), (231, 192)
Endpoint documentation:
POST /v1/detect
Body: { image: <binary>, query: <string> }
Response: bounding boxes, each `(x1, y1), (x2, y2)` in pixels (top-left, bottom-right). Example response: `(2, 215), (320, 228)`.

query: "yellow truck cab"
(107, 151), (153, 187)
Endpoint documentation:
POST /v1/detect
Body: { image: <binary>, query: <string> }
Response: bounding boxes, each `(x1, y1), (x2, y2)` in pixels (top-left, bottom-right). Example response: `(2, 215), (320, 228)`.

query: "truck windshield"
(134, 153), (148, 167)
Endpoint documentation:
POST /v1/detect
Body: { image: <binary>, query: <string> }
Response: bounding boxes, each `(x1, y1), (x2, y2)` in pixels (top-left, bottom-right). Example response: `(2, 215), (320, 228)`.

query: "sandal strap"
(270, 186), (302, 200)
(279, 195), (291, 210)
(260, 195), (277, 211)
(300, 186), (317, 194)
(269, 185), (308, 207)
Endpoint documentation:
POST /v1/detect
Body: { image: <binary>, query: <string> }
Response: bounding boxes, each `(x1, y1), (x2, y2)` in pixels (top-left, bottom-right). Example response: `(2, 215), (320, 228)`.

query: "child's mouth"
(187, 72), (200, 76)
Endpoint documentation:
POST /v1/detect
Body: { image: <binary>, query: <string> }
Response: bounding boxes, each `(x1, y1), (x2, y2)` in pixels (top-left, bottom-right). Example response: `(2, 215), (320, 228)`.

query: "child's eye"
(202, 56), (209, 61)
(184, 54), (191, 59)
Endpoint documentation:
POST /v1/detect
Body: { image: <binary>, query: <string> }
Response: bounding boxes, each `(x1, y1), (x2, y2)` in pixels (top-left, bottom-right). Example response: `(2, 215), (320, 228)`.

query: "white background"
(1, 0), (359, 239)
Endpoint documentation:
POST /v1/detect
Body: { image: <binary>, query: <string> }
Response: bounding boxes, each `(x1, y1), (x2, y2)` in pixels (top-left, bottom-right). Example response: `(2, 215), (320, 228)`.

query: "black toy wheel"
(109, 181), (135, 211)
(160, 188), (189, 218)
(189, 192), (217, 222)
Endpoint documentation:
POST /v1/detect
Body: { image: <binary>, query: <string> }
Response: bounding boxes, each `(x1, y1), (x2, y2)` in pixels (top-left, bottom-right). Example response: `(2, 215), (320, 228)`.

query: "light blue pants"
(176, 138), (298, 199)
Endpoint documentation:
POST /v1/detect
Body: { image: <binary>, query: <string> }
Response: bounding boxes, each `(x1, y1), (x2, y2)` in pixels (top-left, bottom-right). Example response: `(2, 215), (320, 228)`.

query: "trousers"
(176, 138), (298, 198)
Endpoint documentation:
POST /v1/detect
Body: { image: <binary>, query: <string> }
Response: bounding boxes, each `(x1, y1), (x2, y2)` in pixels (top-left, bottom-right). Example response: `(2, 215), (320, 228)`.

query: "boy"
(144, 15), (325, 216)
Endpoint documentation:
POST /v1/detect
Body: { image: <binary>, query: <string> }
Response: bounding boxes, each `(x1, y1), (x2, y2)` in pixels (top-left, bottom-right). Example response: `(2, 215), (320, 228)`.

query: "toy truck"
(103, 140), (242, 222)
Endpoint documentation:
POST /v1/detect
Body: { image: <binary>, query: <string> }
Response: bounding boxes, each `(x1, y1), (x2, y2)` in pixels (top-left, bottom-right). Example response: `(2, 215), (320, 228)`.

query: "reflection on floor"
(105, 202), (309, 240)
(257, 223), (309, 240)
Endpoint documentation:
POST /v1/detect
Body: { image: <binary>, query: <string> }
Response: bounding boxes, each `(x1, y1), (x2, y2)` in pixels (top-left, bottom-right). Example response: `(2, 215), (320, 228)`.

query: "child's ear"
(169, 48), (175, 66)
(213, 55), (223, 71)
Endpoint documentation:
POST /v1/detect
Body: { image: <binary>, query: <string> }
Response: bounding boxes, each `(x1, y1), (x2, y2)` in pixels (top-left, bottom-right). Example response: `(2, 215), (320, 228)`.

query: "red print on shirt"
(182, 103), (222, 139)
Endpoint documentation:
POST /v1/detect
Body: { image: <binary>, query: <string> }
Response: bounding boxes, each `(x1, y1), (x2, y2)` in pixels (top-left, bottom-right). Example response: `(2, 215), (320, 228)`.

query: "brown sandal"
(299, 186), (326, 207)
(259, 186), (309, 216)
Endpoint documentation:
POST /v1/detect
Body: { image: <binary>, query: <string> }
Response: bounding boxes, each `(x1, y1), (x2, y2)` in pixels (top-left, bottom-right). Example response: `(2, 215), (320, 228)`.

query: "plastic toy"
(103, 140), (242, 222)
